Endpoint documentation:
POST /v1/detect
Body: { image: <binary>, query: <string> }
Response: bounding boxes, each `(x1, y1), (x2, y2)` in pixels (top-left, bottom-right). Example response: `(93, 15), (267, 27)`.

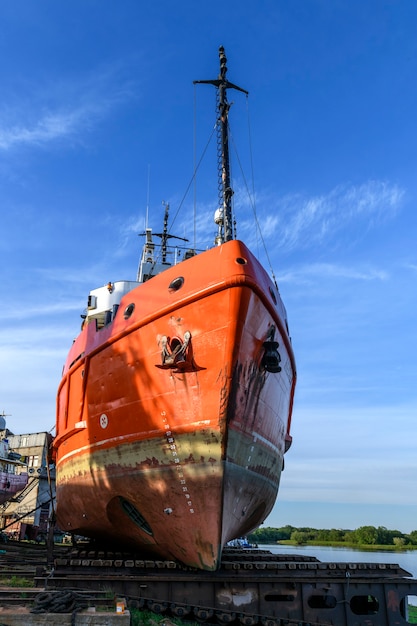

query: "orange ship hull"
(54, 240), (296, 570)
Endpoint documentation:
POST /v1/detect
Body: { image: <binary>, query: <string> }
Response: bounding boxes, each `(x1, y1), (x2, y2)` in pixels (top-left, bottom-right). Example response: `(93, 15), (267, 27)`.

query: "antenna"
(194, 46), (248, 244)
(145, 164), (151, 229)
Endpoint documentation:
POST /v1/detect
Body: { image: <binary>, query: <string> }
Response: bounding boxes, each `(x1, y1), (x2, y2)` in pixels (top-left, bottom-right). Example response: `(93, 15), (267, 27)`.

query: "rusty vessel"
(53, 47), (296, 570)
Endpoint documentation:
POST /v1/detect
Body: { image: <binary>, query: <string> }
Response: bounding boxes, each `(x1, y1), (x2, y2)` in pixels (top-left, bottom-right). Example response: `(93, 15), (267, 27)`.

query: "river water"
(263, 543), (417, 578)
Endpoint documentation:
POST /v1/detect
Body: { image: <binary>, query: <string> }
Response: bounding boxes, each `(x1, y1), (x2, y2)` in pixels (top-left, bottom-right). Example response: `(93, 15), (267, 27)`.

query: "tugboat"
(53, 47), (296, 570)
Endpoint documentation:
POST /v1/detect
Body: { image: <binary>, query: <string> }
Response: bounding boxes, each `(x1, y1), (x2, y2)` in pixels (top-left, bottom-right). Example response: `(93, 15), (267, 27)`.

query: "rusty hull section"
(54, 241), (296, 570)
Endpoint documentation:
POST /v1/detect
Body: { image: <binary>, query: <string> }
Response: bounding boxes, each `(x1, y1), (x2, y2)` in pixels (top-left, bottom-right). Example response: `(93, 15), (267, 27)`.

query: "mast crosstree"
(194, 46), (248, 244)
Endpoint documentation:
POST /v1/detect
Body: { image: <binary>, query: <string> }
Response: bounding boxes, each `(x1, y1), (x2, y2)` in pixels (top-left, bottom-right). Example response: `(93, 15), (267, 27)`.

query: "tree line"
(247, 525), (417, 547)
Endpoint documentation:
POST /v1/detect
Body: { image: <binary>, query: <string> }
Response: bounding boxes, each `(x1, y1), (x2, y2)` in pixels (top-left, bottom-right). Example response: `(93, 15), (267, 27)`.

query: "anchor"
(261, 326), (282, 373)
(158, 331), (192, 370)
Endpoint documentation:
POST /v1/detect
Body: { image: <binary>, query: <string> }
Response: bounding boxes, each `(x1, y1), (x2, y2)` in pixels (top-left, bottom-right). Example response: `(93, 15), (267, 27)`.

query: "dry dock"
(1, 540), (417, 625)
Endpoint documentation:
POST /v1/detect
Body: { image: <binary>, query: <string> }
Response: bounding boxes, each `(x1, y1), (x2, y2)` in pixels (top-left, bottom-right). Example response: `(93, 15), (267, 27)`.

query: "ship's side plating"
(54, 240), (296, 570)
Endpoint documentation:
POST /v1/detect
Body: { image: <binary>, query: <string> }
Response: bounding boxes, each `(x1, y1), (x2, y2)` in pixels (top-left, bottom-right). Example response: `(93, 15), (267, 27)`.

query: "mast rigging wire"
(229, 114), (279, 290)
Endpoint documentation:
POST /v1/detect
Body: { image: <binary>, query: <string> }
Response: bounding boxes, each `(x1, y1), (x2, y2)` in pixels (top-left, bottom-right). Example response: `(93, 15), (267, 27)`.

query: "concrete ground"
(0, 606), (131, 625)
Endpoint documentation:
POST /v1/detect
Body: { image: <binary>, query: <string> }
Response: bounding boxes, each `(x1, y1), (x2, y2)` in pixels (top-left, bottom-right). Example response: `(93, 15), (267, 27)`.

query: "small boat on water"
(53, 47), (296, 570)
(0, 414), (29, 505)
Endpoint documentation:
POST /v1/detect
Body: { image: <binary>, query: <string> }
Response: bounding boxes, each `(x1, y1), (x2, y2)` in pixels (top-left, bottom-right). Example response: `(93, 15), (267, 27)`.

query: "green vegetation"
(130, 609), (200, 626)
(131, 604), (417, 625)
(409, 604), (417, 620)
(0, 575), (34, 587)
(247, 525), (417, 549)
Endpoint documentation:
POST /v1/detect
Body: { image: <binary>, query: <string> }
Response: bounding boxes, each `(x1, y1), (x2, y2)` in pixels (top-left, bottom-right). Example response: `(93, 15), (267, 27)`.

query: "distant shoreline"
(248, 525), (417, 551)
(258, 540), (417, 552)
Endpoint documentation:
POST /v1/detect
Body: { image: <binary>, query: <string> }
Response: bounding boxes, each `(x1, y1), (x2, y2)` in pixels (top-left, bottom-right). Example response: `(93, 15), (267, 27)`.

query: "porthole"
(169, 276), (184, 292)
(269, 286), (277, 304)
(123, 303), (135, 319)
(235, 257), (247, 265)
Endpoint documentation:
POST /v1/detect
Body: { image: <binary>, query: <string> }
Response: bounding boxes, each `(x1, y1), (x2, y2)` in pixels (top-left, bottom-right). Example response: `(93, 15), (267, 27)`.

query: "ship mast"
(153, 202), (189, 264)
(194, 46), (248, 244)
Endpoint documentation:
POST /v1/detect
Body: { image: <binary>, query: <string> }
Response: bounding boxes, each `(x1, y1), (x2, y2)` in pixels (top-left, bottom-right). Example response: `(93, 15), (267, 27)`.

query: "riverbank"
(271, 539), (417, 551)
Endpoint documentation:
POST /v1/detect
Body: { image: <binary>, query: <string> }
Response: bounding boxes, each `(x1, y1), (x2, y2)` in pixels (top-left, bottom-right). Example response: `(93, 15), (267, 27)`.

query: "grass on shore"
(276, 539), (417, 551)
(130, 606), (417, 625)
(129, 609), (201, 626)
(0, 575), (34, 587)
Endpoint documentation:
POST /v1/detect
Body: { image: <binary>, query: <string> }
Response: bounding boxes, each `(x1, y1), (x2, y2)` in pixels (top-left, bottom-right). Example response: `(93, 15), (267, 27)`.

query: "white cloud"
(122, 179), (406, 264)
(277, 262), (389, 284)
(0, 66), (137, 152)
(0, 299), (83, 322)
(0, 109), (86, 150)
(235, 179), (405, 253)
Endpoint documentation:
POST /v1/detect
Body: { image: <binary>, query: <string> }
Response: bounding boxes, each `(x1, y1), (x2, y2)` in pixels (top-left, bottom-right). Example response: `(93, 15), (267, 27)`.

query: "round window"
(169, 276), (184, 292)
(123, 303), (135, 319)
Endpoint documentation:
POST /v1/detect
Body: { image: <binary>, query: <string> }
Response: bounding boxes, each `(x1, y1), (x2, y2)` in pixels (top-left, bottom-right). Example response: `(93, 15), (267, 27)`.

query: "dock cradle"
(36, 547), (417, 626)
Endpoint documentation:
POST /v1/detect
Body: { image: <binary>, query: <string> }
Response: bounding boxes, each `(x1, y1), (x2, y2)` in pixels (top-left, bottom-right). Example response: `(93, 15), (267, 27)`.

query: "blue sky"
(1, 1), (416, 534)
